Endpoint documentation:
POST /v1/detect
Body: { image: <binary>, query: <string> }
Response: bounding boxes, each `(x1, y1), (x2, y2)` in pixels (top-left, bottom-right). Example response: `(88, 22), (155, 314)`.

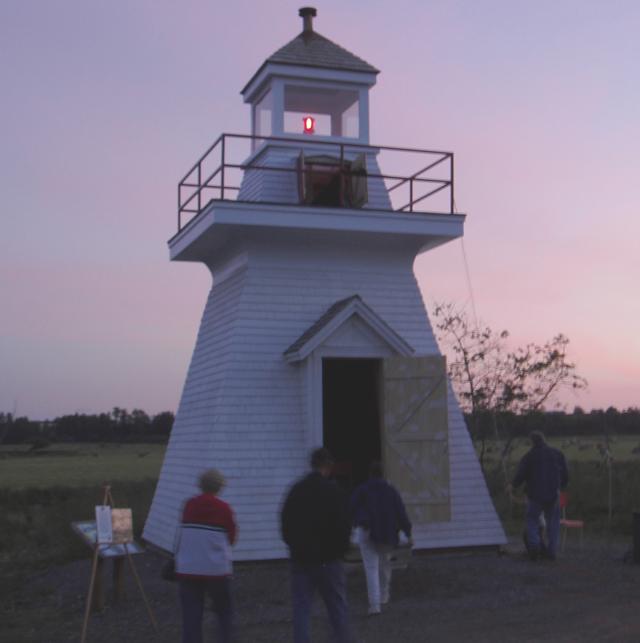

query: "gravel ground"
(3, 538), (640, 643)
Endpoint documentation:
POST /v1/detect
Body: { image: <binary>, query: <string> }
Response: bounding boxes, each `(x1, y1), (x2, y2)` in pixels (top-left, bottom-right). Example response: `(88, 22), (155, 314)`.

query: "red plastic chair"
(559, 491), (584, 551)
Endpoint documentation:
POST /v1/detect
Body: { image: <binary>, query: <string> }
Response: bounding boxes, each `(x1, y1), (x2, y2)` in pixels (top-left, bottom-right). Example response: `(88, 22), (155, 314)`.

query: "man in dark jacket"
(510, 431), (569, 561)
(281, 448), (351, 643)
(351, 461), (412, 615)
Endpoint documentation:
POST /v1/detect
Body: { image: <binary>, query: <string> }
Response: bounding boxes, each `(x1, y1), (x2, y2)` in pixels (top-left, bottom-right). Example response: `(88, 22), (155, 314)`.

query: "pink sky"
(1, 0), (638, 418)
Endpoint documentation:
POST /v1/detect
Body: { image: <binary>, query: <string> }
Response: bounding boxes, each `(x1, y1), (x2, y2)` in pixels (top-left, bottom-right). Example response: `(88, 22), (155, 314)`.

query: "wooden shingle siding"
(142, 268), (247, 550)
(144, 238), (505, 558)
(362, 154), (391, 210)
(239, 147), (299, 205)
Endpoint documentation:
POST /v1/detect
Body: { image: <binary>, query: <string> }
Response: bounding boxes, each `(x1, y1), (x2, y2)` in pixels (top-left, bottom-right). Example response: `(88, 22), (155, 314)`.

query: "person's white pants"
(356, 528), (392, 611)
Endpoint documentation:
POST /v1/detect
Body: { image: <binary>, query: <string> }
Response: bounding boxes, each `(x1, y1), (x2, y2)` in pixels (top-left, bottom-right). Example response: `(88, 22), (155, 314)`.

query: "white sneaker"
(368, 605), (381, 616)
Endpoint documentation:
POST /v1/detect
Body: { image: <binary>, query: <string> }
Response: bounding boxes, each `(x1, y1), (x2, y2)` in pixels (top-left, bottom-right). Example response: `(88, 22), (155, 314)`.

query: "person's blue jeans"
(291, 560), (350, 643)
(179, 577), (232, 643)
(526, 497), (560, 558)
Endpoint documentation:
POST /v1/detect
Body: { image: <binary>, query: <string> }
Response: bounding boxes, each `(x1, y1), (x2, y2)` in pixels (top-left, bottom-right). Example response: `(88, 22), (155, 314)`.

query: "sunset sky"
(1, 0), (638, 419)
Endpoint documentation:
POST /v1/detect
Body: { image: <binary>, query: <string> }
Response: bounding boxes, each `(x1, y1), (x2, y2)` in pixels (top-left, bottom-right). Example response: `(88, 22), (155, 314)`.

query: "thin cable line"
(460, 236), (479, 330)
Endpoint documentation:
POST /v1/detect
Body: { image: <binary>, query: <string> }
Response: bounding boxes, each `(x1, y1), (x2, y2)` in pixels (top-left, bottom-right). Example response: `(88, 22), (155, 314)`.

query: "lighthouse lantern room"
(245, 8), (371, 143)
(144, 7), (505, 560)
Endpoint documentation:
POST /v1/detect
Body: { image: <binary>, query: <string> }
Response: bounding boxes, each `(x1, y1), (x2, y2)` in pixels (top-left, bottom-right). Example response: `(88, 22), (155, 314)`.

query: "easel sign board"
(72, 521), (144, 557)
(95, 504), (134, 545)
(79, 487), (157, 643)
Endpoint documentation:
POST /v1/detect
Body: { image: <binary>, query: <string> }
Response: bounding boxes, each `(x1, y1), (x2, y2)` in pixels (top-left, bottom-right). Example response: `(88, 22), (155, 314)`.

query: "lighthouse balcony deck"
(177, 133), (457, 233)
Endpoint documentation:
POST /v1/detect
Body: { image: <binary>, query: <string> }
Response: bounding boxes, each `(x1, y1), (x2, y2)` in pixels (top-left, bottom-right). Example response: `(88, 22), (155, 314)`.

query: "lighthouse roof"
(266, 29), (379, 75)
(242, 8), (378, 96)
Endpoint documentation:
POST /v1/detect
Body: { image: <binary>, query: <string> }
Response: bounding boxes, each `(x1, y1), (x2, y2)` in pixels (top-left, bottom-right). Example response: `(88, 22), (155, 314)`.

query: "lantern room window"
(283, 85), (360, 138)
(253, 89), (273, 138)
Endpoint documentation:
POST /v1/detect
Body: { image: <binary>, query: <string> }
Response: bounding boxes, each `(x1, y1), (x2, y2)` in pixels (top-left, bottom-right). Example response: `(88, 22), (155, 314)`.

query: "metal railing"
(177, 133), (455, 232)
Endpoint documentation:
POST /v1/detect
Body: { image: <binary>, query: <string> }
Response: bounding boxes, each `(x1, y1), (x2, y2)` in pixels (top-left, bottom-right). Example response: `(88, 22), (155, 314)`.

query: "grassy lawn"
(0, 443), (165, 489)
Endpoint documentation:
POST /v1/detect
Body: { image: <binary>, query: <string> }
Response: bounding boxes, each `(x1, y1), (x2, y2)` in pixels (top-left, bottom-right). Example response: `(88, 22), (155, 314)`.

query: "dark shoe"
(529, 549), (540, 562)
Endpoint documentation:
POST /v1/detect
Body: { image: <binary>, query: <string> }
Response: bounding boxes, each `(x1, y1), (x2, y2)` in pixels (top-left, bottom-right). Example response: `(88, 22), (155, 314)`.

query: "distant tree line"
(466, 407), (640, 442)
(0, 408), (174, 446)
(1, 405), (638, 449)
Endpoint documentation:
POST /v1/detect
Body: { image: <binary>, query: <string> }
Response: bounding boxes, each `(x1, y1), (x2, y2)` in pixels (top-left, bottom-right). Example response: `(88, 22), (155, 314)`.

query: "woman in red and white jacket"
(175, 469), (237, 643)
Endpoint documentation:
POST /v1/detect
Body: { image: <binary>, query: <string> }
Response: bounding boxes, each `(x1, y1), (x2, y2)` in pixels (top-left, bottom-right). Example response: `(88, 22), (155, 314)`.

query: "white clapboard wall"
(143, 238), (506, 559)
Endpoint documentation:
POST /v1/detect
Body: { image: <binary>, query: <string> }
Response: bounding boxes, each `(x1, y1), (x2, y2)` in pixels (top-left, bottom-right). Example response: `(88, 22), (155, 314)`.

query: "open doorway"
(322, 358), (382, 492)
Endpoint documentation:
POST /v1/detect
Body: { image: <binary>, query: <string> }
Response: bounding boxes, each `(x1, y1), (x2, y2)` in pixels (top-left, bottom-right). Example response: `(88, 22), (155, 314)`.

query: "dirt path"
(3, 539), (639, 642)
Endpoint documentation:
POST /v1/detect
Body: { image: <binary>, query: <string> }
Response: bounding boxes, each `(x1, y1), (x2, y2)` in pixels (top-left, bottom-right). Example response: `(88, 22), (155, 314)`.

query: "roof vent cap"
(299, 7), (317, 33)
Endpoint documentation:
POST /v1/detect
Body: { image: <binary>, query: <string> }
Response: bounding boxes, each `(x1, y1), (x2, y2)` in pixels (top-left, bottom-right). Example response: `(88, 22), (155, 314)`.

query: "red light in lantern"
(303, 116), (315, 134)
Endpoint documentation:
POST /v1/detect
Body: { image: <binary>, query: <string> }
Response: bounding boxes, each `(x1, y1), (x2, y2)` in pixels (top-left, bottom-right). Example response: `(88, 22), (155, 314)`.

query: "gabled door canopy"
(283, 295), (414, 363)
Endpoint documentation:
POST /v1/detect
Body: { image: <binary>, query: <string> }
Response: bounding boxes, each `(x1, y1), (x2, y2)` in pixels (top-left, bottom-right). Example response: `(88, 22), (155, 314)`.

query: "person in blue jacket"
(509, 431), (569, 561)
(350, 461), (412, 615)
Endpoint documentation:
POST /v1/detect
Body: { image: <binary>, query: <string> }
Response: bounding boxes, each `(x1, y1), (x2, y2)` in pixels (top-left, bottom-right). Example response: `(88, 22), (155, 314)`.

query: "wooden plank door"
(382, 356), (451, 525)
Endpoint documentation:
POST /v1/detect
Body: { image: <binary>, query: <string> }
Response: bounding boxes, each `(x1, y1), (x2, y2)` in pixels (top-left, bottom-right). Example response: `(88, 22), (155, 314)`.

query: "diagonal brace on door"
(385, 373), (446, 436)
(383, 372), (447, 482)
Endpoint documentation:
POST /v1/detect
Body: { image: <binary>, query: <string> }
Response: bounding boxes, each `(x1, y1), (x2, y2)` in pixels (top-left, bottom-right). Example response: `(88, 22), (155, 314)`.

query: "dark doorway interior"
(322, 358), (382, 492)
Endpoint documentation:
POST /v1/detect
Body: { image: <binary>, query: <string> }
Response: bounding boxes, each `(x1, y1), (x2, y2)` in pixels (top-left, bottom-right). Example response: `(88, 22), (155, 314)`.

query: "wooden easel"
(80, 485), (158, 642)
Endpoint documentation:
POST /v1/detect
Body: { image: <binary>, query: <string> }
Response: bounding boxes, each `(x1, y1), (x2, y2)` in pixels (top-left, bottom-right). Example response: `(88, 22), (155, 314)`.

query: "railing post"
(409, 178), (414, 213)
(339, 143), (345, 206)
(178, 183), (181, 231)
(450, 153), (454, 214)
(197, 163), (201, 213)
(220, 135), (226, 201)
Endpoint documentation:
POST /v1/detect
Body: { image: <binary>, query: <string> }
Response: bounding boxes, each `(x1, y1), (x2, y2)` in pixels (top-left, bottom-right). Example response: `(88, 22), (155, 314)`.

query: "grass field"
(4, 436), (637, 491)
(478, 435), (640, 538)
(1, 437), (639, 575)
(3, 436), (637, 491)
(0, 443), (165, 571)
(478, 435), (640, 468)
(0, 443), (165, 489)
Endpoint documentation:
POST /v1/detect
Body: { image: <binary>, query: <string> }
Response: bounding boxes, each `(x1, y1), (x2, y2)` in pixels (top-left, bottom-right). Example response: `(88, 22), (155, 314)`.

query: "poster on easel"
(95, 505), (113, 544)
(111, 508), (133, 544)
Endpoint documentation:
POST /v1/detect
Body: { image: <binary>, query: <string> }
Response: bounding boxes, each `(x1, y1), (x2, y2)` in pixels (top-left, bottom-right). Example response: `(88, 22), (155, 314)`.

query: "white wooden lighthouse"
(144, 7), (505, 559)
